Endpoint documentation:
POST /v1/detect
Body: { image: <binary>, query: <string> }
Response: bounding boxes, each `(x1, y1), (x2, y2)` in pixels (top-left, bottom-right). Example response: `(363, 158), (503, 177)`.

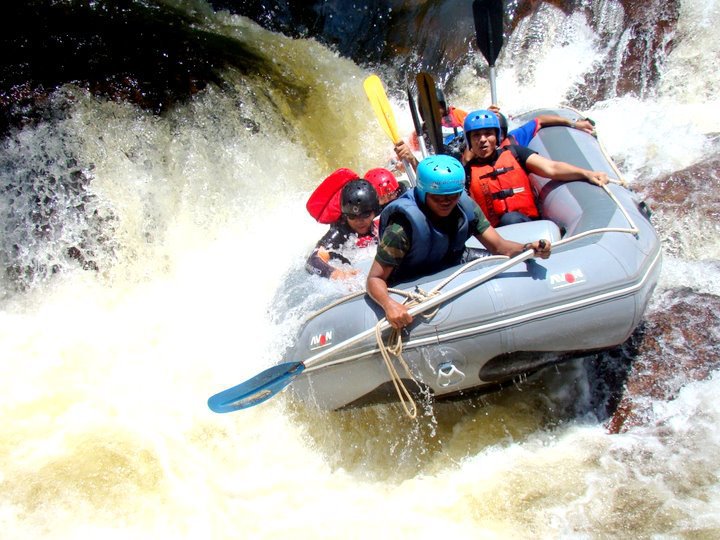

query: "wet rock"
(641, 152), (720, 223)
(581, 0), (678, 102)
(511, 1), (679, 107)
(209, 0), (392, 65)
(606, 289), (720, 434)
(1, 0), (684, 127)
(214, 0), (680, 103)
(0, 0), (267, 131)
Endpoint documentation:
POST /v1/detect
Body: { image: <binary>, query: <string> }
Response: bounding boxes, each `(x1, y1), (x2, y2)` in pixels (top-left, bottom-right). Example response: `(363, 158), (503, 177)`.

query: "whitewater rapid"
(2, 0), (720, 537)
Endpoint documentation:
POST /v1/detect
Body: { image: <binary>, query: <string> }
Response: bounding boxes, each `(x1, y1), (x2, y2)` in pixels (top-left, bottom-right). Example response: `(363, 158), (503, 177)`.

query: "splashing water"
(2, 1), (720, 538)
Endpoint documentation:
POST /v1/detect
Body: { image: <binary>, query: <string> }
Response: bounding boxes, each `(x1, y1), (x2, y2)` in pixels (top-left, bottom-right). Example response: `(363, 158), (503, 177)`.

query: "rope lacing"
(373, 286), (441, 419)
(301, 259), (509, 419)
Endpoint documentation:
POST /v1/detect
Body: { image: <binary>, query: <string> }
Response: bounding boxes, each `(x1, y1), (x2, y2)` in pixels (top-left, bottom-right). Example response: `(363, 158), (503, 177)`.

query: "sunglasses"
(346, 211), (373, 220)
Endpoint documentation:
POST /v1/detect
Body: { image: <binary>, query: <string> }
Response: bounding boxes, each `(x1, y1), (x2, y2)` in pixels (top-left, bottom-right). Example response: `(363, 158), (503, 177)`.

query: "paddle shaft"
(401, 159), (417, 186)
(302, 247), (536, 371)
(489, 67), (498, 106)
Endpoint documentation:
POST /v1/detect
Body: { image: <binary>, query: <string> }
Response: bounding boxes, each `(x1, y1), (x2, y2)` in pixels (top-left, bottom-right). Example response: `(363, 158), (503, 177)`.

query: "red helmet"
(364, 168), (399, 198)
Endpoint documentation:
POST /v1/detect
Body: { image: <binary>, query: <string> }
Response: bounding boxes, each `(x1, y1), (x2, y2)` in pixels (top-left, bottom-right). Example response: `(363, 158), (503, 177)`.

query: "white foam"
(3, 2), (720, 538)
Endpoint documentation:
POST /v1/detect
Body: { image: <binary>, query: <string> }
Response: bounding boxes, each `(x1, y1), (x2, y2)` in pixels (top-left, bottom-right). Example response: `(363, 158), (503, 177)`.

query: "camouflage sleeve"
(374, 222), (410, 267)
(473, 204), (491, 236)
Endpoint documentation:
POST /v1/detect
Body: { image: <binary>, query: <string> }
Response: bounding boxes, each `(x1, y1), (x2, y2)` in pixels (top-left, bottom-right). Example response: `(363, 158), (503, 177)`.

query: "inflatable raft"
(274, 108), (662, 412)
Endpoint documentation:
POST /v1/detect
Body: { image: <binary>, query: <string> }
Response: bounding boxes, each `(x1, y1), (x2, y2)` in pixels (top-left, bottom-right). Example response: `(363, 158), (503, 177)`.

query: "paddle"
(207, 245), (539, 413)
(406, 85), (428, 158)
(472, 0), (504, 105)
(363, 75), (417, 185)
(415, 72), (444, 155)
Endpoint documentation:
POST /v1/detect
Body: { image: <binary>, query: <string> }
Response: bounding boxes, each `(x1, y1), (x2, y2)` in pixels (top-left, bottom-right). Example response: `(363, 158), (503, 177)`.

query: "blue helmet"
(415, 155), (465, 204)
(463, 109), (502, 146)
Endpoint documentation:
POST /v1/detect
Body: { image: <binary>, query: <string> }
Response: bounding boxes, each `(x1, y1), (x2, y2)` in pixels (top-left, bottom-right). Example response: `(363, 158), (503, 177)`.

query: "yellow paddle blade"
(363, 75), (401, 144)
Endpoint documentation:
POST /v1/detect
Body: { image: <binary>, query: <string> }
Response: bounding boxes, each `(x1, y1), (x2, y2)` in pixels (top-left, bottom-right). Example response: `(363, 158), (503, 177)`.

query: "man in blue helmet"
(367, 154), (551, 329)
(463, 109), (609, 227)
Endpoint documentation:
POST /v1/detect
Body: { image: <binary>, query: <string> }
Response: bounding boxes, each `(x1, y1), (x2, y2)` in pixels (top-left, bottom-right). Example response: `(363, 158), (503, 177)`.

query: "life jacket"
(411, 107), (468, 152)
(467, 147), (539, 227)
(443, 106), (467, 129)
(354, 226), (377, 248)
(319, 219), (377, 251)
(379, 189), (477, 282)
(441, 107), (467, 147)
(411, 125), (461, 153)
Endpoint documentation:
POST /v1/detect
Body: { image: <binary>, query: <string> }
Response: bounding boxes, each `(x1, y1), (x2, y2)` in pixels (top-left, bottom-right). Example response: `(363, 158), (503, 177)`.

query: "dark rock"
(0, 0), (684, 127)
(0, 0), (268, 131)
(642, 151), (720, 223)
(606, 289), (720, 433)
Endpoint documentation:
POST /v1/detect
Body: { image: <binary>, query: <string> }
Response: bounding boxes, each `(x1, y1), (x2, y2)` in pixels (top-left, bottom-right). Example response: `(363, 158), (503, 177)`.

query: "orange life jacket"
(443, 106), (467, 128)
(410, 107), (468, 151)
(467, 147), (539, 227)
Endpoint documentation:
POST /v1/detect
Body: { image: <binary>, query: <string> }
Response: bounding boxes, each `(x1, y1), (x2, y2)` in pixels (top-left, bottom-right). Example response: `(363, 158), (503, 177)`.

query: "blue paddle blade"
(207, 361), (305, 413)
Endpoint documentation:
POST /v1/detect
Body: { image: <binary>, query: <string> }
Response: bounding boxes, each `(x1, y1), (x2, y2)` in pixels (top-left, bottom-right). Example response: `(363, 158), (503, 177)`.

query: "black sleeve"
(507, 144), (537, 168)
(305, 248), (337, 279)
(307, 223), (353, 279)
(316, 223), (349, 250)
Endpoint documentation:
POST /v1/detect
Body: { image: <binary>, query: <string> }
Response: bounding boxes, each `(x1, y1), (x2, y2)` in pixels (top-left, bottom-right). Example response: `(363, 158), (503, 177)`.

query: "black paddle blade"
(207, 361), (305, 413)
(407, 85), (423, 137)
(407, 84), (428, 157)
(415, 72), (444, 155)
(473, 0), (504, 67)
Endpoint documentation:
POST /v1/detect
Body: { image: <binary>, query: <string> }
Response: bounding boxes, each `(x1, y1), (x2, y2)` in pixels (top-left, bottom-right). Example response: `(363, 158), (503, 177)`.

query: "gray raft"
(286, 108), (662, 411)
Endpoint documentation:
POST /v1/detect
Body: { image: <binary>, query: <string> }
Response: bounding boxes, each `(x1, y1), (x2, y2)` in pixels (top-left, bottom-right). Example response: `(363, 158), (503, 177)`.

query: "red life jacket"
(354, 221), (378, 248)
(467, 147), (539, 227)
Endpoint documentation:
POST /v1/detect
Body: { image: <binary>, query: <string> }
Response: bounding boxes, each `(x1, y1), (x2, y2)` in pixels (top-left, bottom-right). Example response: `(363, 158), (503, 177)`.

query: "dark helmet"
(435, 87), (447, 109)
(341, 179), (379, 216)
(497, 112), (508, 139)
